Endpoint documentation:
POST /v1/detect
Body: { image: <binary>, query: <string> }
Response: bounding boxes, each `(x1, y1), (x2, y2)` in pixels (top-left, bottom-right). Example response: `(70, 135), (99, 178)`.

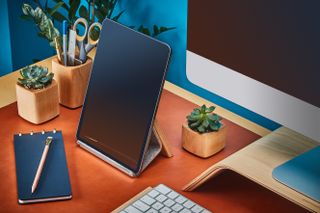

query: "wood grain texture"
(163, 81), (271, 137)
(52, 57), (93, 108)
(153, 119), (174, 158)
(0, 57), (55, 108)
(183, 127), (320, 212)
(16, 80), (59, 124)
(182, 123), (227, 158)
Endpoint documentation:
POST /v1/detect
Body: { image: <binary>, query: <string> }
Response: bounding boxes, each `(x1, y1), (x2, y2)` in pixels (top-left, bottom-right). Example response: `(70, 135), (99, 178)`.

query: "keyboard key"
(118, 184), (210, 213)
(155, 184), (171, 195)
(172, 203), (183, 211)
(167, 191), (179, 200)
(175, 195), (187, 204)
(152, 202), (164, 210)
(148, 190), (160, 198)
(183, 200), (195, 209)
(125, 205), (142, 213)
(141, 195), (156, 205)
(156, 194), (167, 202)
(132, 200), (150, 212)
(180, 209), (192, 213)
(164, 198), (175, 207)
(160, 206), (172, 213)
(191, 205), (204, 213)
(146, 209), (158, 213)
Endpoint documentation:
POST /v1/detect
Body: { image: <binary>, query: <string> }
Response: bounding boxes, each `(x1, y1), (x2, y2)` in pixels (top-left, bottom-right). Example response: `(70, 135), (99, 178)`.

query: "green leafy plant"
(22, 4), (60, 48)
(18, 65), (54, 90)
(21, 0), (176, 43)
(187, 105), (222, 134)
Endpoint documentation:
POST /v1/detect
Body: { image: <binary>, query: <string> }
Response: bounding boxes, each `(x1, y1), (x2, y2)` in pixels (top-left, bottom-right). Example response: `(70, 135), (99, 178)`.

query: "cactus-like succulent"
(187, 105), (222, 134)
(18, 65), (54, 90)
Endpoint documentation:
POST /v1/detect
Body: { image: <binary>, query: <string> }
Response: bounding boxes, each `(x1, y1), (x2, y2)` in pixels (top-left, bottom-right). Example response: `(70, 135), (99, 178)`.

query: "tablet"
(76, 18), (171, 175)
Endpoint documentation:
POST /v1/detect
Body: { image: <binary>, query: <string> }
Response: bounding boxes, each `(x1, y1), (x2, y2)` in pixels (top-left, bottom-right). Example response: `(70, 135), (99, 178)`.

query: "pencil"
(31, 136), (53, 194)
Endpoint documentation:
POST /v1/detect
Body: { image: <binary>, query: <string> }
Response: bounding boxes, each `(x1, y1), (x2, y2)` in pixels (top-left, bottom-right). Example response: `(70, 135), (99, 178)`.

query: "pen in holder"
(52, 56), (93, 109)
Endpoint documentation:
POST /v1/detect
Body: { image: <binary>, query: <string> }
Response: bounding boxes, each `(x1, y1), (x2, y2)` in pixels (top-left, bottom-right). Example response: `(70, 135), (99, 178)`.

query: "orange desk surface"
(0, 90), (307, 213)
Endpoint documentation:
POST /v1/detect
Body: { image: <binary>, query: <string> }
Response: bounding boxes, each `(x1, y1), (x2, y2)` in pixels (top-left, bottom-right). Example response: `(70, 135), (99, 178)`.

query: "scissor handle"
(73, 18), (88, 42)
(88, 22), (102, 45)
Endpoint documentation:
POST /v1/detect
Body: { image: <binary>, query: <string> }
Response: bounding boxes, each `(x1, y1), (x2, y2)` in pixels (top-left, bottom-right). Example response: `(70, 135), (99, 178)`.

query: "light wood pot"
(52, 57), (93, 108)
(16, 80), (59, 124)
(182, 123), (227, 158)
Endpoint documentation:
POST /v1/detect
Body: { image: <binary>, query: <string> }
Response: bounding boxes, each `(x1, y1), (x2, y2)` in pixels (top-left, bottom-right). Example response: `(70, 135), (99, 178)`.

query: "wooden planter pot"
(182, 123), (227, 158)
(16, 80), (59, 124)
(52, 57), (93, 108)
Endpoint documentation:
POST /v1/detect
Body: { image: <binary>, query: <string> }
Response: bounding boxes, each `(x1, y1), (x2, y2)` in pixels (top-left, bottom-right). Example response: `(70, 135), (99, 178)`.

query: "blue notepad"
(13, 130), (72, 204)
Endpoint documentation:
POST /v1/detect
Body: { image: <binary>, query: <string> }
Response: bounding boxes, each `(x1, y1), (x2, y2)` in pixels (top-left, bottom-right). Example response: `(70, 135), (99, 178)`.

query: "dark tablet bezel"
(76, 18), (171, 174)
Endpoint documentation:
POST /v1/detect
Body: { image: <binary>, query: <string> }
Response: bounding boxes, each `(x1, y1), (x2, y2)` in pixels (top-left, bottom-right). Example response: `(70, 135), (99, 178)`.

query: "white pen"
(31, 136), (53, 194)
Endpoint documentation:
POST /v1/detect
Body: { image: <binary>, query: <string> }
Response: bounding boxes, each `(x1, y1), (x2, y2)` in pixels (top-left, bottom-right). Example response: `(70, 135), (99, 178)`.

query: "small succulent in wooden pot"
(182, 105), (226, 158)
(16, 65), (59, 124)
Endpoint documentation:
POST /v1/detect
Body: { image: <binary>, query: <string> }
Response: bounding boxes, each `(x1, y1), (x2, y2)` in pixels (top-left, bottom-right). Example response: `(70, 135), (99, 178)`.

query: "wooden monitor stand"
(183, 127), (320, 212)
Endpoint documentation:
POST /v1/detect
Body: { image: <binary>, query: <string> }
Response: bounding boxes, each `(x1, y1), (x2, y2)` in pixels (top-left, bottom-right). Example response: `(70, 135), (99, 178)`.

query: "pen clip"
(45, 137), (53, 145)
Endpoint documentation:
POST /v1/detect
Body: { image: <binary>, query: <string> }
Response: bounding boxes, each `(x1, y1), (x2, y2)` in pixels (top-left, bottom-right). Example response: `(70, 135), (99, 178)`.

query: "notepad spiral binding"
(17, 129), (58, 137)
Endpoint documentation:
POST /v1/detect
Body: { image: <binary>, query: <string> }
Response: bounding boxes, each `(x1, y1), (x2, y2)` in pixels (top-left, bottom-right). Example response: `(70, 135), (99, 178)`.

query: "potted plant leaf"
(16, 65), (59, 124)
(182, 105), (227, 158)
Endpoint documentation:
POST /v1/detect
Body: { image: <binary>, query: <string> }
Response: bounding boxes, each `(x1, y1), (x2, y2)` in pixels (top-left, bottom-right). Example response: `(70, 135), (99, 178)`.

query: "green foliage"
(21, 4), (60, 48)
(187, 105), (222, 134)
(137, 25), (176, 37)
(21, 0), (176, 43)
(18, 65), (54, 90)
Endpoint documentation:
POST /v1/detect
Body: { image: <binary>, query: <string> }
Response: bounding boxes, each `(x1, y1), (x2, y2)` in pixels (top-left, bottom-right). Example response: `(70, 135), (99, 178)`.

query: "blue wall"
(114, 0), (188, 90)
(7, 0), (56, 72)
(1, 0), (62, 76)
(0, 0), (13, 76)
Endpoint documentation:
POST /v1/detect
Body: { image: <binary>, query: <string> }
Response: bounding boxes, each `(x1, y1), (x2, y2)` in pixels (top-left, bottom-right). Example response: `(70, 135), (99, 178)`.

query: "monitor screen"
(77, 19), (171, 173)
(188, 0), (320, 107)
(187, 0), (320, 141)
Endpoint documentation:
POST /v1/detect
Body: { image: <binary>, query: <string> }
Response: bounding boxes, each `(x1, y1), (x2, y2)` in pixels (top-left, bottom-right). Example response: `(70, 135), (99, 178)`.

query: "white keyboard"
(120, 184), (211, 213)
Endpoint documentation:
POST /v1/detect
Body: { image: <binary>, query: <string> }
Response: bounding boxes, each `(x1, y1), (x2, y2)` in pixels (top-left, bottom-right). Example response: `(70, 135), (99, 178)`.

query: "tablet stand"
(138, 119), (173, 175)
(153, 119), (173, 158)
(77, 118), (173, 177)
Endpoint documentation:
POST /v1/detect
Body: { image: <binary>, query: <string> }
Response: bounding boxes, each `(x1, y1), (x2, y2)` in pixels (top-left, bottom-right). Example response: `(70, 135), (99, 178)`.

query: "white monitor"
(186, 1), (320, 141)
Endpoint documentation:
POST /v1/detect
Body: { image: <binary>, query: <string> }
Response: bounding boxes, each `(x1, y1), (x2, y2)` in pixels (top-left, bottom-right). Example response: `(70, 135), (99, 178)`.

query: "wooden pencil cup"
(52, 57), (93, 108)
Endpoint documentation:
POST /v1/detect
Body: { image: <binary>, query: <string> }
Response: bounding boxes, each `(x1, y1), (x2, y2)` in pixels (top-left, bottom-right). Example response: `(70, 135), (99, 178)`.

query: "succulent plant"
(18, 65), (54, 90)
(187, 105), (222, 134)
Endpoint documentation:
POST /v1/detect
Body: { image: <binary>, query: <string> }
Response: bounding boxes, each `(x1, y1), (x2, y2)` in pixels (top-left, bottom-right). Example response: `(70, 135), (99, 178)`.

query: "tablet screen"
(77, 19), (171, 173)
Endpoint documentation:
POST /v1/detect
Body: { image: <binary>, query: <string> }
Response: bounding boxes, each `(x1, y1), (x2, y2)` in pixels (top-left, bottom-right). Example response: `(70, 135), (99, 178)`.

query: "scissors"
(73, 18), (102, 62)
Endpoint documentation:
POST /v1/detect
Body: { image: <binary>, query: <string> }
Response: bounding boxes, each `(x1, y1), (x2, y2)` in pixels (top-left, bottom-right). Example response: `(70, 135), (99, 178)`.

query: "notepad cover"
(13, 131), (72, 204)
